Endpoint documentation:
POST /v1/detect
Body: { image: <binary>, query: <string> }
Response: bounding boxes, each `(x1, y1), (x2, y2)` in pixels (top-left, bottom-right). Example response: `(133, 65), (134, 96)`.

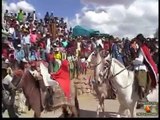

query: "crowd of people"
(2, 9), (159, 116)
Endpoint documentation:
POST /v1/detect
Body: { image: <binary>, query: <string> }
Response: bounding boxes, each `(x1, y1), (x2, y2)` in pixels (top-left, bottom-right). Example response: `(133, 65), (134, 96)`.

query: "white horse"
(103, 55), (158, 117)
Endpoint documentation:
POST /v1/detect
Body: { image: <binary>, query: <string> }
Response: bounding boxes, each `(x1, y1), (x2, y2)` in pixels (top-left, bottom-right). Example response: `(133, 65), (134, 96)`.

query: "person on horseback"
(111, 37), (124, 65)
(29, 61), (40, 79)
(29, 61), (57, 110)
(2, 59), (18, 118)
(132, 34), (158, 100)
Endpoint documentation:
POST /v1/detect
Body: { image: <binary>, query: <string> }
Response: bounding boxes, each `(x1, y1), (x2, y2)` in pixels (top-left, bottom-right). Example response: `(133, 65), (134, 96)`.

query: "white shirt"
(133, 49), (148, 71)
(77, 42), (81, 51)
(81, 58), (86, 63)
(96, 39), (104, 48)
(46, 38), (51, 53)
(2, 74), (12, 85)
(9, 27), (15, 34)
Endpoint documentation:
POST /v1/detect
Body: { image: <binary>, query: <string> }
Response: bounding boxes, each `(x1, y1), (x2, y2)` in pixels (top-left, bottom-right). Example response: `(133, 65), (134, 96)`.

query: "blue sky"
(7, 0), (83, 19)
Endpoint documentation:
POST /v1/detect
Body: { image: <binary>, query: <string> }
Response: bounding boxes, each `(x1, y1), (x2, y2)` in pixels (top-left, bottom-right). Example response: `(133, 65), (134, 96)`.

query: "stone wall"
(73, 78), (92, 96)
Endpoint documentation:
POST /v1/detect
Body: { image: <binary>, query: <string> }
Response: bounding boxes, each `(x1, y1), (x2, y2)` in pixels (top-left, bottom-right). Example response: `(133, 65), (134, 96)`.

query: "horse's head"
(88, 51), (109, 84)
(93, 53), (113, 85)
(10, 69), (24, 90)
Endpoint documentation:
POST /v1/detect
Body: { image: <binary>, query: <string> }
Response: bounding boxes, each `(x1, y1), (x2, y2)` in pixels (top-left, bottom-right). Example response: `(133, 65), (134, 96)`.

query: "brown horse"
(10, 69), (80, 118)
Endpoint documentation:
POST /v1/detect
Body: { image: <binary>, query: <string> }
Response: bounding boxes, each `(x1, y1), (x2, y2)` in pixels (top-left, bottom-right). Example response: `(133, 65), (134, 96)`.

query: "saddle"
(38, 80), (70, 112)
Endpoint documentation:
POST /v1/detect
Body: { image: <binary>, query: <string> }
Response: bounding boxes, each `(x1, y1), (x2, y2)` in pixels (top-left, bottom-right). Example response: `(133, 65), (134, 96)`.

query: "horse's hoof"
(117, 115), (121, 118)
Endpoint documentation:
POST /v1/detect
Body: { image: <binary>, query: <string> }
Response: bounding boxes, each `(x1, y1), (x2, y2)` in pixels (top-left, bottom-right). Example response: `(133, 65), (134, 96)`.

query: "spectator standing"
(22, 29), (31, 59)
(17, 9), (24, 24)
(14, 44), (25, 63)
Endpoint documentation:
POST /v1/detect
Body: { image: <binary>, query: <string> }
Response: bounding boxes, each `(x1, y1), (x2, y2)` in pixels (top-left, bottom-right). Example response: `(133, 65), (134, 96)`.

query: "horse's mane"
(112, 58), (125, 68)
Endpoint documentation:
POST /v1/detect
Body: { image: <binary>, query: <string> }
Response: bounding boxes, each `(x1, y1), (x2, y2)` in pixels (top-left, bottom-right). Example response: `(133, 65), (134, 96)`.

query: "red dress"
(50, 60), (71, 100)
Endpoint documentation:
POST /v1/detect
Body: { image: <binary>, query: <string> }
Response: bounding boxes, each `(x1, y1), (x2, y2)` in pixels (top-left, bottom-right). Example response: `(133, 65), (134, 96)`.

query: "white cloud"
(2, 0), (35, 14)
(81, 0), (135, 7)
(70, 0), (158, 39)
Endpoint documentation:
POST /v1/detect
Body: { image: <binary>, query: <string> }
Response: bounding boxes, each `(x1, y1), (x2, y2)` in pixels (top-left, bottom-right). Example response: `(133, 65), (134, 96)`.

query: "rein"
(11, 70), (24, 90)
(106, 64), (132, 81)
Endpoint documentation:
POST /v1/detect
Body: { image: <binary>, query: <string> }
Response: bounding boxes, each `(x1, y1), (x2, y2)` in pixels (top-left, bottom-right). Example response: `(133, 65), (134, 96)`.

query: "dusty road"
(2, 93), (158, 118)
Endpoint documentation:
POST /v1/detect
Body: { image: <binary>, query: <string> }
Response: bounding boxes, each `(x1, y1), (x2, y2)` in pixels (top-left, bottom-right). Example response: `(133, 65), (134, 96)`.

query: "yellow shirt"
(54, 52), (62, 60)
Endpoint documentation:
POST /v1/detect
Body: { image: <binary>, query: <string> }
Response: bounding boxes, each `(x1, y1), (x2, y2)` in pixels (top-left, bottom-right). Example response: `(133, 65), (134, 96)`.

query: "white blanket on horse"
(40, 62), (59, 87)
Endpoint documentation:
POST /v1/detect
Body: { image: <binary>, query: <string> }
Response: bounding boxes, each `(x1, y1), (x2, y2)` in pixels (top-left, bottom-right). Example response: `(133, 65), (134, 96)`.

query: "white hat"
(5, 59), (10, 64)
(22, 58), (28, 63)
(16, 21), (19, 25)
(17, 44), (21, 47)
(32, 28), (36, 31)
(43, 34), (46, 37)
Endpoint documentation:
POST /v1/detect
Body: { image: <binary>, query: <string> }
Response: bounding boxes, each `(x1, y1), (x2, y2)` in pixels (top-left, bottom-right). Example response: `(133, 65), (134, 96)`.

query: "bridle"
(102, 58), (132, 85)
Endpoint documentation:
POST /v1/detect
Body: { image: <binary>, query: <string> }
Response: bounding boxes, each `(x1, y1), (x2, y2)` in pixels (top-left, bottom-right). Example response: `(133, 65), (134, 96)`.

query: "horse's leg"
(96, 102), (104, 117)
(72, 96), (80, 117)
(32, 100), (42, 118)
(130, 101), (137, 118)
(100, 94), (106, 117)
(62, 105), (70, 118)
(101, 100), (105, 117)
(70, 106), (78, 117)
(75, 95), (80, 117)
(34, 111), (41, 118)
(118, 104), (128, 118)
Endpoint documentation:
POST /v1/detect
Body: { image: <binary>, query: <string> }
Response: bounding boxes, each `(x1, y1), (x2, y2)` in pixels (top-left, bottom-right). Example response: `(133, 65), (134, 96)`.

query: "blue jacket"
(15, 49), (25, 62)
(29, 51), (37, 61)
(111, 43), (124, 65)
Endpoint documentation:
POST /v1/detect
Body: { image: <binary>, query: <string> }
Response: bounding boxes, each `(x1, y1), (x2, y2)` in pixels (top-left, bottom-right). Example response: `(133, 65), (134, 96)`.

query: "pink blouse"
(30, 33), (37, 44)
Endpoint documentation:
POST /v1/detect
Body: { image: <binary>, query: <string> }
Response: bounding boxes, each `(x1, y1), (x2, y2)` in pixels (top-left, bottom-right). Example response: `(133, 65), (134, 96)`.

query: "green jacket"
(17, 12), (24, 22)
